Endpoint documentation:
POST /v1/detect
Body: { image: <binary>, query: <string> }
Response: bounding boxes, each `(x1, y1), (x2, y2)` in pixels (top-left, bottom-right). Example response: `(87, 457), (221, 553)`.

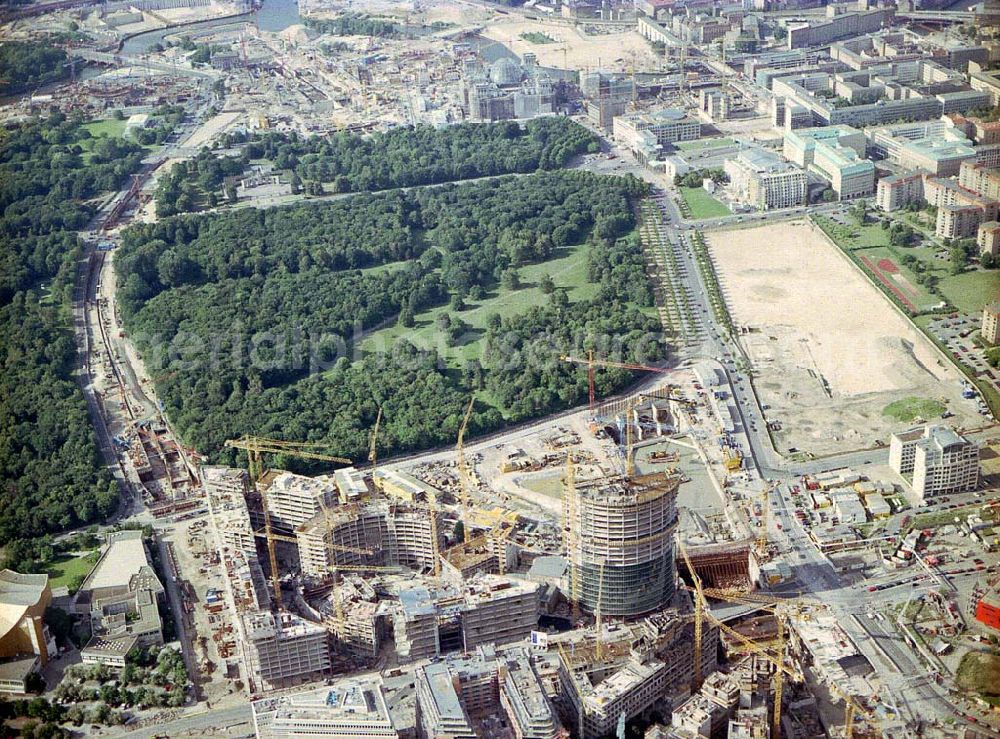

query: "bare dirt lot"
(480, 19), (658, 72)
(705, 220), (983, 457)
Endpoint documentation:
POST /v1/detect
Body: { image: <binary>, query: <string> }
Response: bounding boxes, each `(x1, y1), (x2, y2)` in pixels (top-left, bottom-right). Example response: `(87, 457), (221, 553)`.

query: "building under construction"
(295, 500), (444, 578)
(566, 471), (680, 617)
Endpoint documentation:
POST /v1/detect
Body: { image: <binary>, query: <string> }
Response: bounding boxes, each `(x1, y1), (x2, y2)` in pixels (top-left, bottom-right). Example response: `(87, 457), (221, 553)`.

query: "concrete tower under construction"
(565, 471), (680, 617)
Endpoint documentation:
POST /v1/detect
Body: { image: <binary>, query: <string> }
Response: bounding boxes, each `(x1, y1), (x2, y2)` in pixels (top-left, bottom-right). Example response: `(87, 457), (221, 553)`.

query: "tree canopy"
(0, 113), (144, 543)
(0, 41), (68, 96)
(119, 170), (662, 465)
(154, 118), (599, 216)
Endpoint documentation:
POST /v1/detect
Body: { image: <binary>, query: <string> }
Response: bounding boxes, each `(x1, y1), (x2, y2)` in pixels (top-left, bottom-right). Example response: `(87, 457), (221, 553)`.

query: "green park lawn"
(81, 118), (127, 139)
(938, 270), (1000, 314)
(679, 186), (729, 219)
(674, 137), (735, 152)
(815, 216), (891, 249)
(882, 396), (946, 422)
(44, 550), (100, 591)
(360, 243), (597, 366)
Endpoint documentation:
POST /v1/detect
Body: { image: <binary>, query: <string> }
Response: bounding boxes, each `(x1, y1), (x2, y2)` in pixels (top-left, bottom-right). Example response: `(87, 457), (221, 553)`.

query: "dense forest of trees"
(119, 170), (661, 463)
(304, 13), (403, 38)
(0, 114), (144, 545)
(0, 41), (68, 95)
(154, 118), (599, 216)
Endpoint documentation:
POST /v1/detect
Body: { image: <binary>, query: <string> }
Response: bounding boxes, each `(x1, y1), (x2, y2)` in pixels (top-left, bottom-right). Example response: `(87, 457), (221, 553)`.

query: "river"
(121, 0), (301, 55)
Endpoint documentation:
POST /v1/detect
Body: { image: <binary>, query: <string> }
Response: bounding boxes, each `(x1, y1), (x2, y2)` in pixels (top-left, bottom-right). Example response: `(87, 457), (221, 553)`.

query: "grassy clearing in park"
(938, 270), (1000, 314)
(674, 137), (735, 152)
(44, 550), (100, 591)
(882, 396), (946, 422)
(956, 652), (1000, 706)
(81, 118), (128, 139)
(815, 217), (892, 250)
(679, 186), (730, 219)
(359, 243), (596, 366)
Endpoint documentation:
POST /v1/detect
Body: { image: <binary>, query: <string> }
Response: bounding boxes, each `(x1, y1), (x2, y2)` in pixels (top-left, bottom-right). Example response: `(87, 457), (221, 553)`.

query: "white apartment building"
(890, 426), (979, 502)
(725, 149), (807, 211)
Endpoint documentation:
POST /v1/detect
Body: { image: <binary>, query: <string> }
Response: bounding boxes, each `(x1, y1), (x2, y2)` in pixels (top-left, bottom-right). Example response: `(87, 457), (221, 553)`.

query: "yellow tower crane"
(703, 606), (800, 739)
(456, 396), (476, 544)
(225, 436), (351, 610)
(676, 537), (705, 689)
(368, 405), (383, 476)
(686, 585), (826, 739)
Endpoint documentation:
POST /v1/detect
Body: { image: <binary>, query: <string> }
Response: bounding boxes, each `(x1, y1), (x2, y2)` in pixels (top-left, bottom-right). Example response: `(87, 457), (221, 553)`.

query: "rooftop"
(79, 531), (148, 593)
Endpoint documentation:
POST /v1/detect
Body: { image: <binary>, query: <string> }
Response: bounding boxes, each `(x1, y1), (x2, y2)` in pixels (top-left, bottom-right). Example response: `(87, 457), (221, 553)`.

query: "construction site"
(142, 353), (911, 739)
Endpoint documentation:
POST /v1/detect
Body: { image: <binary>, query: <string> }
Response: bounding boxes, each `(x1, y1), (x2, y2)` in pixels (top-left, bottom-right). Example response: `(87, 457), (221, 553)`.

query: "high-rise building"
(983, 302), (1000, 345)
(566, 472), (679, 617)
(239, 611), (332, 693)
(890, 425), (979, 502)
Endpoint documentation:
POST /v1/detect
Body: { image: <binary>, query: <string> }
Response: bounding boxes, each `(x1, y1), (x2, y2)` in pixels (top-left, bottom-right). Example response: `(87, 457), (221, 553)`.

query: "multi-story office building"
(414, 646), (565, 739)
(251, 675), (418, 738)
(394, 575), (540, 662)
(239, 611), (332, 693)
(787, 7), (893, 49)
(865, 120), (976, 177)
(566, 472), (679, 617)
(725, 149), (807, 211)
(560, 604), (718, 739)
(260, 471), (337, 533)
(970, 66), (1000, 107)
(784, 125), (873, 199)
(205, 466), (257, 556)
(295, 500), (444, 578)
(613, 109), (701, 152)
(890, 426), (979, 502)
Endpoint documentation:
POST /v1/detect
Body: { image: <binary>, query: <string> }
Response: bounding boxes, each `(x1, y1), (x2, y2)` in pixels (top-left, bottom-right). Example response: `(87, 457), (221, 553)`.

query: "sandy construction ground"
(706, 220), (983, 457)
(480, 19), (658, 72)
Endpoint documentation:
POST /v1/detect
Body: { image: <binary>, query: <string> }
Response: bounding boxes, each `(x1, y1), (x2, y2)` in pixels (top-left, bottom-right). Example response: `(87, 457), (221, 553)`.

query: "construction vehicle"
(723, 447), (743, 472)
(224, 436), (351, 610)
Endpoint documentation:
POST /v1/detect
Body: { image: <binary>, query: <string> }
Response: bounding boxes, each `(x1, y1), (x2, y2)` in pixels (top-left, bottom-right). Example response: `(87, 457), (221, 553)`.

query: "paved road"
(119, 704), (253, 738)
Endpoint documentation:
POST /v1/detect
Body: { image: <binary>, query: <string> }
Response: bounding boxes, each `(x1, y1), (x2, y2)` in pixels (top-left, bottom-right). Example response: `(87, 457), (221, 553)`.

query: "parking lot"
(925, 313), (998, 417)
